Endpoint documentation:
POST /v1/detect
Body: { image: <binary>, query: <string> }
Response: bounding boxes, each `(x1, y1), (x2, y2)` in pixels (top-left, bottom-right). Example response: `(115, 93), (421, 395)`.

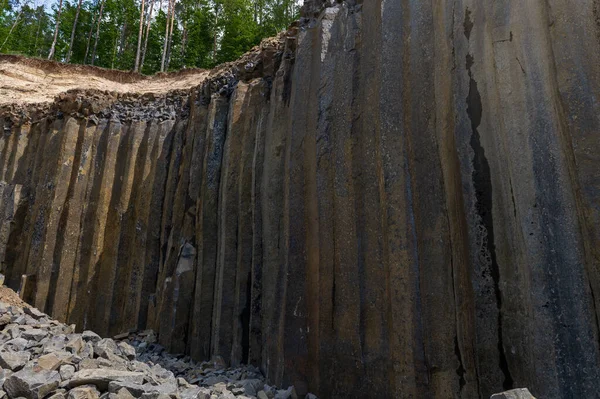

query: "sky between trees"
(0, 0), (301, 74)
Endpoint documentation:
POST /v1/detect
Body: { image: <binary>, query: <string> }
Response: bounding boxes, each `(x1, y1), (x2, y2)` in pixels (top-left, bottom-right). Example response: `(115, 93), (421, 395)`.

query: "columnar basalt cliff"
(1, 0), (599, 398)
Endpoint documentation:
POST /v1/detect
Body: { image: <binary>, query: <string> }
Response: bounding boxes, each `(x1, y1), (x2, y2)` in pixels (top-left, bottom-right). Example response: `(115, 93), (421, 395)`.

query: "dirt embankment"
(0, 55), (210, 105)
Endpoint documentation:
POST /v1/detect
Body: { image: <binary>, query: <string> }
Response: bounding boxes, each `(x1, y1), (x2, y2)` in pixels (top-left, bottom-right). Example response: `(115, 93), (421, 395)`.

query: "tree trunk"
(165, 0), (175, 69)
(90, 0), (105, 66)
(33, 7), (43, 55)
(0, 2), (29, 52)
(111, 35), (118, 69)
(160, 0), (173, 72)
(180, 21), (187, 66)
(212, 4), (219, 63)
(140, 0), (155, 71)
(47, 0), (64, 60)
(84, 0), (100, 64)
(134, 0), (146, 72)
(117, 22), (127, 58)
(66, 0), (84, 63)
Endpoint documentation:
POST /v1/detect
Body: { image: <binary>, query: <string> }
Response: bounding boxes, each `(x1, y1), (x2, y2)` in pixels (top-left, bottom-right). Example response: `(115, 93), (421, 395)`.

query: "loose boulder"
(4, 369), (61, 399)
(491, 388), (537, 399)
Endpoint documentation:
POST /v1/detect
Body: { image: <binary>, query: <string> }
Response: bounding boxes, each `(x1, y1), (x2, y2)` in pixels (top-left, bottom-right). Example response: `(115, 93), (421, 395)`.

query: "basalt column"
(1, 1), (599, 398)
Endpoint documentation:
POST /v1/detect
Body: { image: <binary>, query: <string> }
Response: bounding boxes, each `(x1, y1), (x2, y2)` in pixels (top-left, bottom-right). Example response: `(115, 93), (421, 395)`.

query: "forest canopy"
(0, 0), (300, 74)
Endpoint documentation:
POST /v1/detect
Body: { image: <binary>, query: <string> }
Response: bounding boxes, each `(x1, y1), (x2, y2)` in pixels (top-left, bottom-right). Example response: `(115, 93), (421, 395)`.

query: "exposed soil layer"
(0, 55), (210, 106)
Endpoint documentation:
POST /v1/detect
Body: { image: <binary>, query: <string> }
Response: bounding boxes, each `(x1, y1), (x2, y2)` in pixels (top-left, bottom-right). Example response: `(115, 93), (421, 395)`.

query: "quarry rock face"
(1, 0), (600, 398)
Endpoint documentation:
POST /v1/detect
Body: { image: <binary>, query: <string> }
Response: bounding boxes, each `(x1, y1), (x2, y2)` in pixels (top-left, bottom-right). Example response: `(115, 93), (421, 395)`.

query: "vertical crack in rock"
(454, 334), (467, 391)
(463, 7), (473, 41)
(592, 0), (600, 47)
(466, 52), (514, 390)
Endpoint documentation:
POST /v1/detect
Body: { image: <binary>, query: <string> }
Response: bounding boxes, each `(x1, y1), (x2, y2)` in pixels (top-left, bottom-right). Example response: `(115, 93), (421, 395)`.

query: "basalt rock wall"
(1, 1), (600, 398)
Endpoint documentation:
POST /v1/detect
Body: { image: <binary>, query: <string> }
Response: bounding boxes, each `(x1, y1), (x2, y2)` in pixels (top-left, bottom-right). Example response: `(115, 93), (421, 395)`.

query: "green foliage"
(0, 0), (299, 73)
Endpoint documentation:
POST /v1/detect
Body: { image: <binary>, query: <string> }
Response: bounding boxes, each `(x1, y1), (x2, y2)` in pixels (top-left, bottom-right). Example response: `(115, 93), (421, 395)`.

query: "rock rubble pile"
(0, 302), (311, 399)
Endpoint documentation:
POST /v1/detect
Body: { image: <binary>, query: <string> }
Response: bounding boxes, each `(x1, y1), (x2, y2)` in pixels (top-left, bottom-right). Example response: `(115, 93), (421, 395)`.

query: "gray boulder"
(59, 365), (76, 381)
(0, 370), (13, 386)
(67, 385), (101, 399)
(116, 343), (135, 361)
(21, 329), (47, 342)
(107, 388), (135, 399)
(93, 340), (119, 360)
(236, 380), (262, 397)
(46, 392), (66, 399)
(0, 351), (30, 371)
(65, 369), (145, 391)
(3, 338), (29, 352)
(3, 369), (61, 399)
(491, 388), (536, 399)
(274, 386), (297, 399)
(107, 380), (177, 398)
(22, 308), (45, 320)
(81, 332), (101, 344)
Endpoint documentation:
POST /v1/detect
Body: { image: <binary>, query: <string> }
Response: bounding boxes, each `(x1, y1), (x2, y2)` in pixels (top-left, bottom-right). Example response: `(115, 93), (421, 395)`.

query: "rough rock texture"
(1, 1), (600, 398)
(0, 300), (300, 399)
(490, 388), (536, 399)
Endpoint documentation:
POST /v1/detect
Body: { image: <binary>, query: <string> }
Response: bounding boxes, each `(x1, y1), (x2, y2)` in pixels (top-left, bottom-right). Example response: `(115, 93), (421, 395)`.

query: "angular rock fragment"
(107, 388), (135, 399)
(4, 369), (61, 399)
(274, 387), (297, 399)
(0, 369), (13, 386)
(67, 385), (101, 399)
(116, 343), (135, 361)
(491, 388), (537, 399)
(59, 365), (75, 381)
(0, 350), (30, 371)
(4, 338), (28, 352)
(66, 337), (84, 354)
(81, 332), (101, 344)
(21, 329), (47, 342)
(47, 391), (67, 399)
(23, 308), (45, 320)
(0, 314), (11, 326)
(37, 353), (64, 371)
(65, 369), (145, 391)
(93, 339), (119, 360)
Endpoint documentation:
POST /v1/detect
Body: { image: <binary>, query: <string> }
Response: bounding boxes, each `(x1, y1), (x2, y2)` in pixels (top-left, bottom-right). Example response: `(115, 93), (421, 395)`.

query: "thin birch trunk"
(140, 0), (155, 71)
(66, 0), (83, 63)
(90, 0), (105, 65)
(0, 2), (30, 52)
(48, 0), (64, 59)
(134, 0), (146, 71)
(160, 0), (172, 72)
(165, 0), (175, 69)
(84, 0), (100, 64)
